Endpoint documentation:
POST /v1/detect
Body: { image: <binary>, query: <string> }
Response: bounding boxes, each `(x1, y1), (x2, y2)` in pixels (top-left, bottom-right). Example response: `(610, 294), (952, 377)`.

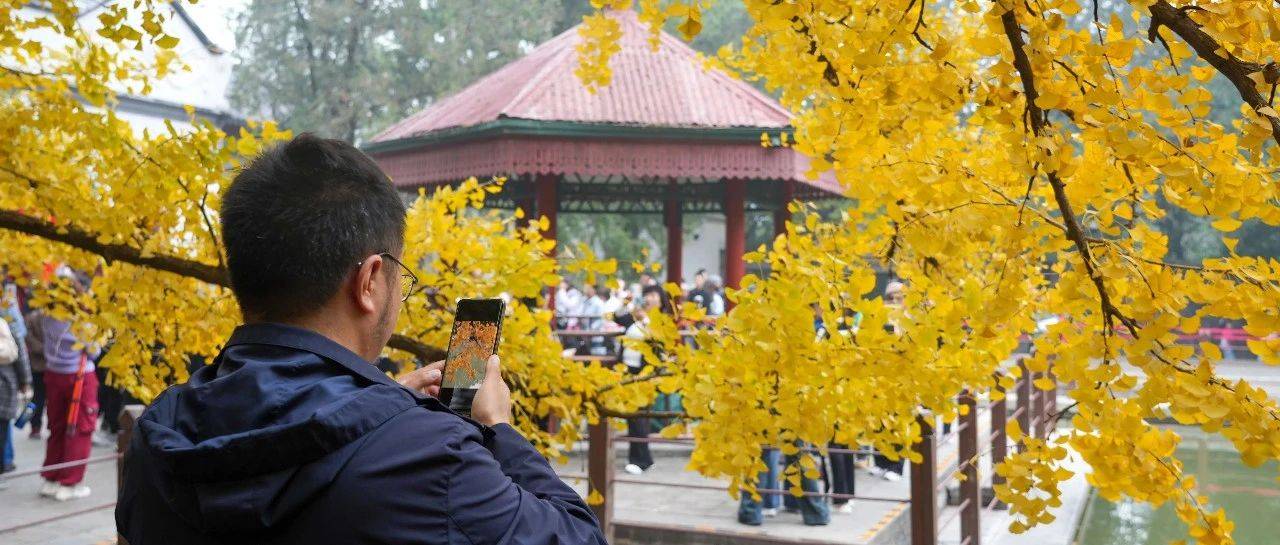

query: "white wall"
(682, 213), (725, 287)
(13, 2), (240, 134)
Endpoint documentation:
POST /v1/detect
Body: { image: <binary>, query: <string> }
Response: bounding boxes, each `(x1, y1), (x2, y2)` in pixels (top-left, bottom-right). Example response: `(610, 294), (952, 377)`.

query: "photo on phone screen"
(444, 319), (498, 390)
(442, 298), (504, 398)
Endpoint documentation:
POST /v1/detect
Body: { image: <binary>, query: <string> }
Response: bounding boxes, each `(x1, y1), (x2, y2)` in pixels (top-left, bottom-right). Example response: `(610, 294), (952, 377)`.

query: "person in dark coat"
(22, 309), (47, 438)
(116, 134), (606, 545)
(0, 318), (32, 475)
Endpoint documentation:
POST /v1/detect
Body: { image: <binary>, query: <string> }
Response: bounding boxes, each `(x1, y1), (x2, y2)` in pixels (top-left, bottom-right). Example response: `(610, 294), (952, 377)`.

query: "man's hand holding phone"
(397, 361), (444, 397)
(470, 355), (511, 426)
(398, 355), (511, 426)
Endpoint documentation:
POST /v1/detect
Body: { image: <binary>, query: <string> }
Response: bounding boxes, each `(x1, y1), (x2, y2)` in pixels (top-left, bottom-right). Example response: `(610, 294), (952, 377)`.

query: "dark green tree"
(230, 0), (562, 142)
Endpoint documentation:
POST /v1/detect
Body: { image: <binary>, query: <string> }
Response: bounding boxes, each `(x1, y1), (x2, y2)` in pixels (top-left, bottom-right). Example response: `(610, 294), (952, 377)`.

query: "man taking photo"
(116, 134), (607, 545)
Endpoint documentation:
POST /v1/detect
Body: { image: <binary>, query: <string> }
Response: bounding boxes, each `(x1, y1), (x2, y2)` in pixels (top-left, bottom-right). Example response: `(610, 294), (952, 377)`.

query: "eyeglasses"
(357, 252), (419, 302)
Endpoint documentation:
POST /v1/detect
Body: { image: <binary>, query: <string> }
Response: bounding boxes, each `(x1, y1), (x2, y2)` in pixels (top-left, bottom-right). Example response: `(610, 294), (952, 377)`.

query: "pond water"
(1078, 429), (1280, 545)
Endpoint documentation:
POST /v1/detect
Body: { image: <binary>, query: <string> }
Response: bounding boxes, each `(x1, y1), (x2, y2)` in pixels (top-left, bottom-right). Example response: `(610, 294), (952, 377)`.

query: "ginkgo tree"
(579, 0), (1280, 542)
(0, 0), (643, 459)
(7, 0), (1280, 542)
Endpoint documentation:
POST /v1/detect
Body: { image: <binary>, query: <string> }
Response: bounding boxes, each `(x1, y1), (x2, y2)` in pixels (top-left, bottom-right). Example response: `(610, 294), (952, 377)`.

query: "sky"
(182, 0), (248, 52)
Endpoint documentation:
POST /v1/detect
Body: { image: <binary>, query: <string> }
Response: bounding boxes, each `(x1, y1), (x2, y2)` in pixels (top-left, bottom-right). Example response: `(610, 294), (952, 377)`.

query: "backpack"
(0, 320), (17, 366)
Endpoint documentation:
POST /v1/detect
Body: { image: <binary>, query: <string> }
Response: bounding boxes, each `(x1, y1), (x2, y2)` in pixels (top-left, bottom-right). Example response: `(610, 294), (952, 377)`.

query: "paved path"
(557, 409), (999, 545)
(1, 357), (1272, 544)
(1, 431), (118, 545)
(558, 445), (915, 544)
(0, 429), (936, 545)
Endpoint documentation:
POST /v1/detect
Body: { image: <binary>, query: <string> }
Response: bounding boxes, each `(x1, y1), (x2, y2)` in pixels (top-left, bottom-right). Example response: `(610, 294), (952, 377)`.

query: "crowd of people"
(553, 273), (912, 528)
(0, 266), (134, 501)
(552, 269), (728, 477)
(552, 269), (725, 345)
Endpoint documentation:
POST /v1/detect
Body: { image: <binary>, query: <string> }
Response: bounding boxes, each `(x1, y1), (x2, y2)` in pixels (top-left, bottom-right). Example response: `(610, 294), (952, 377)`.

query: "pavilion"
(363, 10), (841, 291)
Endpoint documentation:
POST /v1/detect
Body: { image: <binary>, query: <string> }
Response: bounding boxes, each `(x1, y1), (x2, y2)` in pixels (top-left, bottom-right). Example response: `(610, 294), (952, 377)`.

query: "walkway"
(1, 432), (117, 545)
(558, 444), (911, 544)
(556, 409), (1003, 545)
(2, 357), (1272, 544)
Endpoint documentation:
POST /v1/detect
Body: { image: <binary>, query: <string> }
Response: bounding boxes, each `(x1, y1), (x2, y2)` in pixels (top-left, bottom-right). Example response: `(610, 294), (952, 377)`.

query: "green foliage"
(230, 0), (564, 141)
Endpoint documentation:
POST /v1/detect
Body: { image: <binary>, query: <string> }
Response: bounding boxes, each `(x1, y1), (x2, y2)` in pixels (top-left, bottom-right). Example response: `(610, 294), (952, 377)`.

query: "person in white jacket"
(619, 285), (672, 475)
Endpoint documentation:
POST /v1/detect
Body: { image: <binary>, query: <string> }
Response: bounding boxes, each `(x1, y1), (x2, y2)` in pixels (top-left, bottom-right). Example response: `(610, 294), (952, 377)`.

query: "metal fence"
(0, 330), (1057, 545)
(552, 327), (1060, 545)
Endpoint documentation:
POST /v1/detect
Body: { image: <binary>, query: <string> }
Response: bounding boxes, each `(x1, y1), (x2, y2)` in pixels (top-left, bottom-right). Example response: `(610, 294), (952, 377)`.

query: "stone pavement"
(0, 401), (1055, 545)
(556, 409), (1003, 545)
(1, 430), (118, 545)
(557, 446), (913, 545)
(0, 427), (935, 545)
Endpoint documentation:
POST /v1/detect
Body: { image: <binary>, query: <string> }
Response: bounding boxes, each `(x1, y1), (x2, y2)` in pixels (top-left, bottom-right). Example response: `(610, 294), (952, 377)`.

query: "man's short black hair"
(221, 133), (406, 321)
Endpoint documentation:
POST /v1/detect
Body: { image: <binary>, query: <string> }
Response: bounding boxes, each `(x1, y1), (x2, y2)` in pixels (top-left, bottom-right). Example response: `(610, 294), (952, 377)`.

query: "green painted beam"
(361, 118), (793, 154)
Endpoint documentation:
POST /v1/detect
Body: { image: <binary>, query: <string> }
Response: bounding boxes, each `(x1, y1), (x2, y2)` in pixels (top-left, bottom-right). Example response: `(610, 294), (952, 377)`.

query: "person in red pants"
(36, 270), (99, 501)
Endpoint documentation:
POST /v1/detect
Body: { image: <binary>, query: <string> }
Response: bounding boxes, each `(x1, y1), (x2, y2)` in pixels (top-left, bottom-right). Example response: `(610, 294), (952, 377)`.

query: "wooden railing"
(103, 330), (1058, 545)
(566, 332), (1058, 545)
(910, 361), (1057, 545)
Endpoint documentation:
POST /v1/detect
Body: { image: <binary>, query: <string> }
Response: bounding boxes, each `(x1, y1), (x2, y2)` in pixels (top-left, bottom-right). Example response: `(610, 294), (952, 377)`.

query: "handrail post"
(588, 418), (615, 542)
(1032, 369), (1047, 439)
(1016, 361), (1032, 449)
(1045, 361), (1057, 430)
(118, 404), (144, 545)
(117, 405), (143, 489)
(910, 414), (937, 545)
(988, 375), (1008, 510)
(959, 391), (980, 545)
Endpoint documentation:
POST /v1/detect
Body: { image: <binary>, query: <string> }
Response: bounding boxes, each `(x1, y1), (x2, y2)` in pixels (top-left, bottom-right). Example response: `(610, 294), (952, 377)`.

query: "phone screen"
(441, 299), (504, 413)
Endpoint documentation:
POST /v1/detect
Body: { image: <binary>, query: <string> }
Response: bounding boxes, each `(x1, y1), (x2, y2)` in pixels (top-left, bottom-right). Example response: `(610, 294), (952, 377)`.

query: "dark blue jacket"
(116, 323), (606, 545)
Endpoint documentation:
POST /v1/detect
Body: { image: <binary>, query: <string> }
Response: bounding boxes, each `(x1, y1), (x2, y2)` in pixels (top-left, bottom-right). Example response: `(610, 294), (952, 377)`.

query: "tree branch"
(388, 334), (444, 363)
(595, 369), (674, 395)
(908, 0), (934, 51)
(1001, 9), (1136, 336)
(0, 209), (228, 285)
(0, 208), (441, 362)
(1147, 0), (1279, 145)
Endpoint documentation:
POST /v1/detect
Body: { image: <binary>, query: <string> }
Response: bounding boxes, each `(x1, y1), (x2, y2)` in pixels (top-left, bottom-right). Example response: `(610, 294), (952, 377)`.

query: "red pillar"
(774, 179), (795, 238)
(516, 197), (535, 230)
(535, 173), (559, 251)
(724, 178), (746, 291)
(665, 180), (683, 286)
(536, 173), (559, 312)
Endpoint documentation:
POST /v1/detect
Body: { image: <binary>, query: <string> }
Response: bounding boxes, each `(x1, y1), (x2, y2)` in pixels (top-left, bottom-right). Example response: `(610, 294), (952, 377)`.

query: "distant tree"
(665, 1), (753, 57)
(560, 214), (664, 278)
(553, 0), (596, 34)
(230, 0), (562, 141)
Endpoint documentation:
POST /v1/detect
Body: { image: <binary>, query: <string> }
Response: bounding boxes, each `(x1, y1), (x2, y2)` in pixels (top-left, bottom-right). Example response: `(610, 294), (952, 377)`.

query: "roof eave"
(362, 118), (792, 155)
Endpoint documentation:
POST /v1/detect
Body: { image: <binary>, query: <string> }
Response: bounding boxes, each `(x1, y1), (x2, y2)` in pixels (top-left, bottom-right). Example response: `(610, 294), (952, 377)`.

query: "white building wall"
(682, 213), (725, 287)
(14, 2), (240, 135)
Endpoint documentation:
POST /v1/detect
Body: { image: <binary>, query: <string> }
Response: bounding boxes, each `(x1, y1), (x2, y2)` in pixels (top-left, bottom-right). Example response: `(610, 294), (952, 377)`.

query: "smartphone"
(439, 298), (505, 417)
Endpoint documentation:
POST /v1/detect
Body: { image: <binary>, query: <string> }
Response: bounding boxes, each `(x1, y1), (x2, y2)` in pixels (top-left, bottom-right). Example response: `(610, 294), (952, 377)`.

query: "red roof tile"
(372, 10), (791, 142)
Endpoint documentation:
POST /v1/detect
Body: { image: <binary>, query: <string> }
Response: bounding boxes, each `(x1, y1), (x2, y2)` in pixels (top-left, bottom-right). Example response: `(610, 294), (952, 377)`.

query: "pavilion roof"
(372, 10), (790, 141)
(365, 10), (842, 198)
